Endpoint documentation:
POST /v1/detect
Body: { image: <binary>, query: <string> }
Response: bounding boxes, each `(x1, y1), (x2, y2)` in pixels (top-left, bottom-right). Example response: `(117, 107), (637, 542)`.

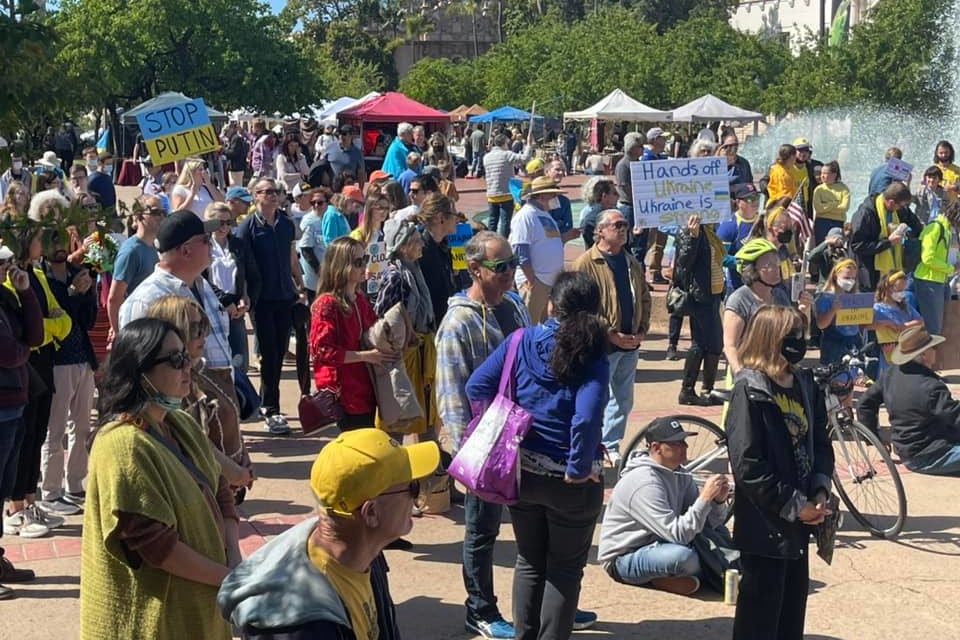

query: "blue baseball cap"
(225, 186), (252, 203)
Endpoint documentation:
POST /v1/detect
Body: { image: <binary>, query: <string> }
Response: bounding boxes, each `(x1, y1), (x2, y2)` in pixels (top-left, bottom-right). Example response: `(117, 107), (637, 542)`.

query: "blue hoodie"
(466, 319), (609, 479)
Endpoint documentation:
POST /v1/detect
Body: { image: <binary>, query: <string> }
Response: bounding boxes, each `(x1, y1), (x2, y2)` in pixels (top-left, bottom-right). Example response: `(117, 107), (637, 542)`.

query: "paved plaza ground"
(2, 177), (959, 639)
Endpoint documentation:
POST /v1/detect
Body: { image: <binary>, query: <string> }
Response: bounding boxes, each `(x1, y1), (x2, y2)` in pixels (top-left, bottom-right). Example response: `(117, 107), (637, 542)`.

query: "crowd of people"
(0, 114), (959, 640)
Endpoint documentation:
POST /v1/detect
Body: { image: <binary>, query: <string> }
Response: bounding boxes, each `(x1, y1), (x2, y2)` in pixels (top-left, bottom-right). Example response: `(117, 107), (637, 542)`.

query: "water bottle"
(950, 273), (960, 300)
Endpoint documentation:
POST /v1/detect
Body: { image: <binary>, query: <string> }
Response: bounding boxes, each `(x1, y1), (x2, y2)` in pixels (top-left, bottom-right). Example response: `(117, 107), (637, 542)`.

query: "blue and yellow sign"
(136, 97), (220, 164)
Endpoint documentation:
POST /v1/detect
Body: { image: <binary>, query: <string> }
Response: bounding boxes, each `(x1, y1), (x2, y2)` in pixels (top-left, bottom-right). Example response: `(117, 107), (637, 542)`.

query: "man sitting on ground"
(597, 418), (730, 596)
(219, 429), (440, 638)
(857, 326), (960, 475)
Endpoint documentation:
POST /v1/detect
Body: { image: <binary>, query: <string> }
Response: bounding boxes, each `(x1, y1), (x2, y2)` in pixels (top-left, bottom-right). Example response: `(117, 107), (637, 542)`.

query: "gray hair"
(465, 230), (506, 273)
(397, 122), (414, 136)
(27, 189), (70, 222)
(688, 139), (718, 158)
(624, 132), (644, 153)
(493, 133), (509, 148)
(406, 152), (421, 166)
(596, 208), (624, 228)
(581, 176), (614, 204)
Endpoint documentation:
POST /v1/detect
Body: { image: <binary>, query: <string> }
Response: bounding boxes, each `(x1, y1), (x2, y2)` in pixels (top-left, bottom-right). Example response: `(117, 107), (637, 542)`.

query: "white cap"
(646, 127), (665, 142)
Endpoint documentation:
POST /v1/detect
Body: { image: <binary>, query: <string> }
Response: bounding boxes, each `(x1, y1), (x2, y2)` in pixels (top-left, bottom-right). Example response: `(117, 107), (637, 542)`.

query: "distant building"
(731, 0), (880, 51)
(392, 4), (500, 77)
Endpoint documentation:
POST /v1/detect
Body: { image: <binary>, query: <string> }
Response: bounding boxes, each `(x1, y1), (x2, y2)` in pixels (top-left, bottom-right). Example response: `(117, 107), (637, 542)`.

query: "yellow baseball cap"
(525, 158), (544, 175)
(310, 429), (440, 517)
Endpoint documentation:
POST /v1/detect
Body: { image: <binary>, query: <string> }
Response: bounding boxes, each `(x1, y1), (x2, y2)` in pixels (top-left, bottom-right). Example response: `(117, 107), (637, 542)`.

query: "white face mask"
(547, 197), (560, 210)
(837, 278), (856, 292)
(890, 291), (907, 303)
(103, 164), (114, 177)
(87, 159), (99, 171)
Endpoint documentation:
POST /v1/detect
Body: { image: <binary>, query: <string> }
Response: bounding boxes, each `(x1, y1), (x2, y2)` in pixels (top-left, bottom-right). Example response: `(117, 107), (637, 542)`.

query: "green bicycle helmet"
(734, 238), (778, 274)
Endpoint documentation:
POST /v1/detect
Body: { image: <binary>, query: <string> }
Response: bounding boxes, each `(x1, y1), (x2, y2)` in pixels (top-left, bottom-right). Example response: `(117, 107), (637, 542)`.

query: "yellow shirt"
(307, 539), (379, 640)
(767, 163), (798, 203)
(938, 162), (960, 201)
(813, 182), (850, 222)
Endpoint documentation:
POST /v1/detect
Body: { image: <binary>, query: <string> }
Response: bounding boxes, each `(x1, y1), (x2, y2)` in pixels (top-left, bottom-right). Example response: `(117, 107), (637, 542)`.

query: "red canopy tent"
(338, 92), (450, 156)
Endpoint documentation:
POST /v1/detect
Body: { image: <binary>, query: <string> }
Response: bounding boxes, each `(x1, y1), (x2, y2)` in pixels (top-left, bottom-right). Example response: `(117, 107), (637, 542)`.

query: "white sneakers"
(3, 505), (64, 539)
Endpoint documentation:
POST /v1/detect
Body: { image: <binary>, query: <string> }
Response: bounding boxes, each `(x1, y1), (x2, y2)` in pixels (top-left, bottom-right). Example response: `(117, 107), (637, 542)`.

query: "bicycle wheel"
(620, 415), (729, 479)
(832, 419), (907, 539)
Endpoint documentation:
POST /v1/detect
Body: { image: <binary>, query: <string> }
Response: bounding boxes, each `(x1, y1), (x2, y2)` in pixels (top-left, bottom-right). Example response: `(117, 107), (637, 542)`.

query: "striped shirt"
(119, 265), (233, 369)
(483, 146), (534, 200)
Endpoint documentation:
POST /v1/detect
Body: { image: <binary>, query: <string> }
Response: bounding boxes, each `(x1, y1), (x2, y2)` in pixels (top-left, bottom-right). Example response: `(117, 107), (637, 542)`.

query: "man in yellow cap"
(219, 429), (440, 639)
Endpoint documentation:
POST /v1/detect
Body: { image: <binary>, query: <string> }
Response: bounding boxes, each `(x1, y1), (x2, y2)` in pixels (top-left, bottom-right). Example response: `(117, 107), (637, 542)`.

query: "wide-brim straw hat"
(526, 176), (564, 198)
(890, 326), (945, 365)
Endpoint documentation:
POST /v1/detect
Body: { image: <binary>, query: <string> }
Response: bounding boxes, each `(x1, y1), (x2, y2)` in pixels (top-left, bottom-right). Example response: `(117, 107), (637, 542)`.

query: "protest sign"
(366, 241), (388, 276)
(884, 157), (913, 182)
(136, 97), (220, 164)
(630, 157), (730, 229)
(448, 223), (474, 271)
(836, 292), (874, 326)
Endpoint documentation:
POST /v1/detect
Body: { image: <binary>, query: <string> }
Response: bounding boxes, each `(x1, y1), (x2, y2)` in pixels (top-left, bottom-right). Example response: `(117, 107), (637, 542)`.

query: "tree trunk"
(497, 0), (504, 44)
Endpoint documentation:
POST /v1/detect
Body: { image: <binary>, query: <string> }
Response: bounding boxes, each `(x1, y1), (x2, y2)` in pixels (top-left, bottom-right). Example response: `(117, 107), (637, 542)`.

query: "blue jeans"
(813, 218), (843, 245)
(908, 444), (960, 476)
(471, 151), (484, 177)
(487, 201), (514, 238)
(463, 492), (504, 623)
(914, 278), (948, 335)
(819, 330), (862, 365)
(228, 317), (249, 372)
(603, 349), (640, 454)
(612, 541), (701, 586)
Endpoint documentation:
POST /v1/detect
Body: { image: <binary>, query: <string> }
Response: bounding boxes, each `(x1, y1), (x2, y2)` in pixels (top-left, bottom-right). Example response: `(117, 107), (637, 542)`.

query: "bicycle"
(619, 343), (908, 539)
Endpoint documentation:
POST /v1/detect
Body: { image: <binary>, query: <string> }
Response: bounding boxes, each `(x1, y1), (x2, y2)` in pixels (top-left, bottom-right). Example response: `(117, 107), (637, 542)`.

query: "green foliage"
(631, 0), (736, 32)
(399, 58), (485, 110)
(0, 3), (63, 135)
(52, 0), (320, 112)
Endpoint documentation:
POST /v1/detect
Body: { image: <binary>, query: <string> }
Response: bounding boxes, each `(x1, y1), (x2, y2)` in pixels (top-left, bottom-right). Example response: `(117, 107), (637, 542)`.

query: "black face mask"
(781, 335), (807, 364)
(777, 229), (794, 244)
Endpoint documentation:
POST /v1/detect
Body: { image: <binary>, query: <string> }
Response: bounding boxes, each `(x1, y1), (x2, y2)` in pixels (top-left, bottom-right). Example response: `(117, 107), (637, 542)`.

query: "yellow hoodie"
(4, 267), (72, 350)
(813, 182), (851, 222)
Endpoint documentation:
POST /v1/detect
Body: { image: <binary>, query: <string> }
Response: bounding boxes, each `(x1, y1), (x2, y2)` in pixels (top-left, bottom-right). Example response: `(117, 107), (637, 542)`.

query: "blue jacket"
(465, 319), (609, 479)
(381, 137), (416, 179)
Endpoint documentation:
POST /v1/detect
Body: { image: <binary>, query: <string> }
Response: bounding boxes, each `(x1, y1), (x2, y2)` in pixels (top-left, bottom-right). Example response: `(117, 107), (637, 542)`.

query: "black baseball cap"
(338, 124), (355, 136)
(155, 211), (219, 252)
(731, 182), (760, 200)
(644, 417), (698, 444)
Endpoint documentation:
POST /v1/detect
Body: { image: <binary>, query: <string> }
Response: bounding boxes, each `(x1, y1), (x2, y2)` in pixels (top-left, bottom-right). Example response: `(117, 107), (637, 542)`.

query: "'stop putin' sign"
(135, 97), (220, 164)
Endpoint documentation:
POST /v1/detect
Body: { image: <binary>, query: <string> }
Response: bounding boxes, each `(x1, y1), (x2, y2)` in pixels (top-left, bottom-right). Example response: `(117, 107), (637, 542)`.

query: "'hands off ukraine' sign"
(630, 157), (730, 229)
(136, 97), (220, 165)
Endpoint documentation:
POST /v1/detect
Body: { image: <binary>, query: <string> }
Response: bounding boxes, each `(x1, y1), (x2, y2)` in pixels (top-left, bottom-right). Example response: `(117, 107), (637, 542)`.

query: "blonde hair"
(203, 201), (232, 220)
(175, 158), (206, 188)
(356, 195), (389, 245)
(317, 236), (365, 312)
(823, 258), (859, 294)
(739, 305), (806, 378)
(144, 295), (208, 360)
(875, 271), (907, 303)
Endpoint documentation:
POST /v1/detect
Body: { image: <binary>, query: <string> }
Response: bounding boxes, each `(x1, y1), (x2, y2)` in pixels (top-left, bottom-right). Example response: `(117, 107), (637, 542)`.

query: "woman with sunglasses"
(466, 272), (608, 640)
(298, 187), (334, 303)
(145, 296), (254, 494)
(725, 305), (834, 640)
(417, 194), (461, 325)
(311, 237), (398, 430)
(202, 202), (260, 372)
(81, 318), (238, 640)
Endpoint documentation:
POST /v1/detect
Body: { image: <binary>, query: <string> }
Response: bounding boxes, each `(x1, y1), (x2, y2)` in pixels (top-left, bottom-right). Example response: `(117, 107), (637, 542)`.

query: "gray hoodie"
(597, 452), (728, 566)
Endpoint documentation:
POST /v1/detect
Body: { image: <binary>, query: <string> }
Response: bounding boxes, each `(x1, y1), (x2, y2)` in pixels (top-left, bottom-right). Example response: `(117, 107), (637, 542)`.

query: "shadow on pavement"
(239, 498), (313, 518)
(14, 574), (80, 600)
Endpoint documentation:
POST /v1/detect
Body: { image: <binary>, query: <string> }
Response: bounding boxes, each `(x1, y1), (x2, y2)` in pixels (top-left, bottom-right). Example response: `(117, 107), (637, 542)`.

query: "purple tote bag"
(448, 330), (532, 505)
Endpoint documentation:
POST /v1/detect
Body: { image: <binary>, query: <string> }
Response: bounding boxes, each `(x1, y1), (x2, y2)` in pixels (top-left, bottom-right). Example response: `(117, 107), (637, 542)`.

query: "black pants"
(689, 295), (723, 355)
(508, 472), (603, 640)
(251, 299), (293, 416)
(733, 551), (809, 640)
(668, 314), (684, 347)
(13, 346), (55, 500)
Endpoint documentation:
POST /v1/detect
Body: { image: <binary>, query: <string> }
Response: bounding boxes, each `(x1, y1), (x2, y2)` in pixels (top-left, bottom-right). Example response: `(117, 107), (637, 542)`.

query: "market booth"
(670, 93), (765, 136)
(337, 92), (450, 167)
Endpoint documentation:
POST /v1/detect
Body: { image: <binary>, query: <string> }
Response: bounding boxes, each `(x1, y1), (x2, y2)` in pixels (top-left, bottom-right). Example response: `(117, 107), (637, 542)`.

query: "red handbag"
(298, 388), (344, 435)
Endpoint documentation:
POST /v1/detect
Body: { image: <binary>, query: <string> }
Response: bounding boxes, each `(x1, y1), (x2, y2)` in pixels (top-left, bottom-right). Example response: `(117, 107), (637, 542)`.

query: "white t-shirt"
(171, 184), (214, 216)
(510, 203), (564, 288)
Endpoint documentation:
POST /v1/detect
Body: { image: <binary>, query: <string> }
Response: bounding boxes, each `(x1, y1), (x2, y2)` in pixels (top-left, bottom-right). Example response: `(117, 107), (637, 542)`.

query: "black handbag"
(233, 368), (261, 421)
(665, 285), (690, 316)
(692, 525), (741, 592)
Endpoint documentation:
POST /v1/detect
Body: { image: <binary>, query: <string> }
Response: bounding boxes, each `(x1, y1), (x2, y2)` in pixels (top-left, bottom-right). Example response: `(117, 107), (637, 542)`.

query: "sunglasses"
(154, 350), (192, 371)
(189, 316), (211, 339)
(379, 480), (420, 499)
(409, 188), (421, 194)
(257, 188), (281, 196)
(605, 221), (628, 230)
(144, 207), (166, 217)
(217, 218), (234, 228)
(480, 255), (520, 274)
(311, 200), (327, 207)
(351, 255), (371, 269)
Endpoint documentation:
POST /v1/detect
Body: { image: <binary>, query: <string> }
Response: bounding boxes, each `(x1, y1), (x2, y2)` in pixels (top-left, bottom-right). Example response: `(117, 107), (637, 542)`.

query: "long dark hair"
(548, 272), (606, 385)
(96, 318), (184, 426)
(935, 139), (955, 165)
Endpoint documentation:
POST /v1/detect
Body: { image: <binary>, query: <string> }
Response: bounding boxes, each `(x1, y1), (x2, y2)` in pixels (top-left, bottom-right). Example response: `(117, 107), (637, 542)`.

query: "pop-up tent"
(319, 96), (363, 125)
(563, 89), (672, 122)
(469, 105), (542, 124)
(450, 104), (488, 122)
(337, 92), (450, 125)
(670, 94), (764, 123)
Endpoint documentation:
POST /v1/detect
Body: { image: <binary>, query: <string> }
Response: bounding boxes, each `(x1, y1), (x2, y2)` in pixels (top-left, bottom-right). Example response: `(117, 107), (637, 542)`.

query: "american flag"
(786, 182), (812, 246)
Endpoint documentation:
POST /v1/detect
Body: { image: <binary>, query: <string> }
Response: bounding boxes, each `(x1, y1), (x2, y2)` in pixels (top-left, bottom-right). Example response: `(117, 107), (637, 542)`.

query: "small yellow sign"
(145, 124), (220, 165)
(452, 247), (467, 271)
(836, 307), (874, 326)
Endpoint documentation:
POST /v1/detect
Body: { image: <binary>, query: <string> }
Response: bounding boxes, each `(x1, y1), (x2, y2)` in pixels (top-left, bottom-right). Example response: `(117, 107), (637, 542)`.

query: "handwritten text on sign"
(447, 223), (474, 271)
(836, 292), (875, 326)
(630, 157), (730, 229)
(135, 97), (220, 164)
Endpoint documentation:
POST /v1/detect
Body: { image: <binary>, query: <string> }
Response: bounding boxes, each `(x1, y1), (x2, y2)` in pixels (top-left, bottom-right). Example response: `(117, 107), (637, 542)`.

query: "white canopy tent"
(563, 89), (673, 122)
(670, 94), (764, 123)
(320, 92), (380, 125)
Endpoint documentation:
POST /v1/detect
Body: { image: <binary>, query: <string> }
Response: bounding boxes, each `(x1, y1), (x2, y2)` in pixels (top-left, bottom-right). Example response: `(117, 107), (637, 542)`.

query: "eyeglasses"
(144, 207), (166, 217)
(257, 188), (281, 196)
(604, 221), (628, 230)
(351, 255), (371, 269)
(480, 255), (520, 274)
(379, 480), (420, 499)
(217, 218), (234, 228)
(154, 350), (192, 371)
(311, 200), (327, 208)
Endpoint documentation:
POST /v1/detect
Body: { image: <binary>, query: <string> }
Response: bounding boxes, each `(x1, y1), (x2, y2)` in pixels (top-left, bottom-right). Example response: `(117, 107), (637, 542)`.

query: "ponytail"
(548, 272), (607, 385)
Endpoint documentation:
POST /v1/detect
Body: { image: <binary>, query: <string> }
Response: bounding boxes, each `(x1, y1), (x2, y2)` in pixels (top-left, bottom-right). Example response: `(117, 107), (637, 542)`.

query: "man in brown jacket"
(573, 209), (651, 466)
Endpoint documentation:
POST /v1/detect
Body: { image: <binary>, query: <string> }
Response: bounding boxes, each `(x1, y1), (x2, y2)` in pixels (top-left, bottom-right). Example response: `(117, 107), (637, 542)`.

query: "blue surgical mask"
(141, 375), (183, 412)
(103, 164), (114, 177)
